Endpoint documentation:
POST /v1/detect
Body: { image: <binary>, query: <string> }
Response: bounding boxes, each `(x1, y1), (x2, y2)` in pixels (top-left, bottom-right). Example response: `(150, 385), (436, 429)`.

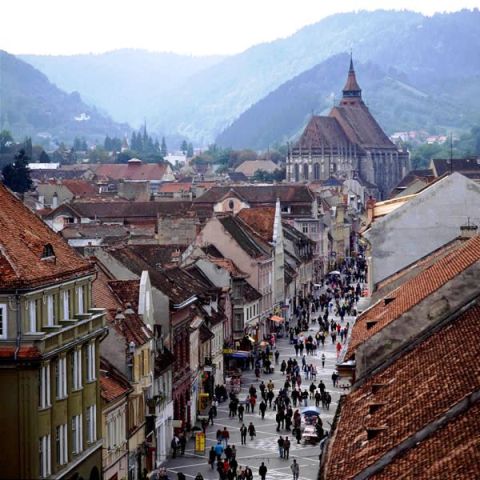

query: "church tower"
(341, 56), (363, 105)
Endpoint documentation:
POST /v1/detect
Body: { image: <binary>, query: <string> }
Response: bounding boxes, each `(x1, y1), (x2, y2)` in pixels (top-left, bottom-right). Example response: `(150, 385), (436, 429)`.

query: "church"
(286, 57), (410, 199)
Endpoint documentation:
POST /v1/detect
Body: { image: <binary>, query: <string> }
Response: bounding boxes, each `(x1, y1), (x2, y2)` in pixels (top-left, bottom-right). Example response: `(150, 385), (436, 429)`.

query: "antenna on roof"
(450, 132), (453, 174)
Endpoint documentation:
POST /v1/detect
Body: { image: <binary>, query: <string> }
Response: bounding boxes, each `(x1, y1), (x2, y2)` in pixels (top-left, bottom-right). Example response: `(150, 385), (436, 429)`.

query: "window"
(55, 424), (68, 466)
(29, 299), (37, 333)
(55, 356), (67, 399)
(302, 224), (308, 234)
(303, 163), (309, 181)
(86, 341), (96, 382)
(233, 312), (243, 332)
(314, 163), (320, 180)
(72, 348), (82, 390)
(39, 434), (51, 478)
(293, 164), (299, 182)
(86, 405), (97, 443)
(77, 286), (84, 314)
(228, 200), (234, 210)
(0, 303), (7, 339)
(63, 290), (70, 320)
(71, 414), (83, 454)
(41, 243), (55, 259)
(47, 295), (55, 326)
(39, 362), (51, 408)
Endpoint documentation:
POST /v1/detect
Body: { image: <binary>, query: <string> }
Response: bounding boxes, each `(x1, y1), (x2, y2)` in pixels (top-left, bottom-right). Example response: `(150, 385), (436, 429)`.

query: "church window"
(303, 164), (309, 181)
(313, 163), (320, 180)
(294, 164), (299, 182)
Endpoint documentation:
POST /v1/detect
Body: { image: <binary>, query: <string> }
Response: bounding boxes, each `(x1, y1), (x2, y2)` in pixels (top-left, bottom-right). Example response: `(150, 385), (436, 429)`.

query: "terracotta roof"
(126, 244), (189, 269)
(0, 183), (93, 289)
(324, 300), (480, 479)
(194, 185), (314, 205)
(345, 235), (480, 361)
(235, 160), (279, 177)
(241, 280), (262, 303)
(108, 280), (140, 311)
(0, 345), (41, 360)
(432, 157), (480, 177)
(158, 183), (193, 193)
(371, 400), (480, 480)
(95, 162), (168, 181)
(208, 257), (247, 278)
(100, 357), (132, 402)
(47, 200), (193, 220)
(217, 214), (271, 259)
(62, 179), (97, 196)
(237, 207), (275, 242)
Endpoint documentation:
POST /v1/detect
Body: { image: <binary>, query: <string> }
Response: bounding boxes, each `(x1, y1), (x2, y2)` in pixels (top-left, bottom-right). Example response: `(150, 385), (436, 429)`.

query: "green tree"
(161, 136), (167, 156)
(2, 148), (33, 194)
(0, 130), (13, 153)
(39, 150), (50, 163)
(187, 142), (194, 158)
(180, 140), (188, 154)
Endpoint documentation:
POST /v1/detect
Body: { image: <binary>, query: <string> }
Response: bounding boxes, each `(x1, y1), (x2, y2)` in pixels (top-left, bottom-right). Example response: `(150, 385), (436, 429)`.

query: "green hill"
(0, 50), (130, 144)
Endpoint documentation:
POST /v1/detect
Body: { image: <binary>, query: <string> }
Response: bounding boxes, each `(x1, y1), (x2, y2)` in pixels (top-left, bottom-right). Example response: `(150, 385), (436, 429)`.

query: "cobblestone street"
(163, 308), (357, 480)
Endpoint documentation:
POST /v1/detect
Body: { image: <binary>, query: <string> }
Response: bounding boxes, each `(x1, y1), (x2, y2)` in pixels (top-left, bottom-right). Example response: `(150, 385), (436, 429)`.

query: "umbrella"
(328, 270), (341, 276)
(301, 406), (321, 416)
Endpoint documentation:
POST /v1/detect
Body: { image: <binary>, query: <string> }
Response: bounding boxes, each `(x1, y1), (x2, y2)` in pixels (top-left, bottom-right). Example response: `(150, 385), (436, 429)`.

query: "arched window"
(294, 164), (300, 182)
(313, 163), (320, 180)
(228, 200), (235, 210)
(303, 164), (309, 181)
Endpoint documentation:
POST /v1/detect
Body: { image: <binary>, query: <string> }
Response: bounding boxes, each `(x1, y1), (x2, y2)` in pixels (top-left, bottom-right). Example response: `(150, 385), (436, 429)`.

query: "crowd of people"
(157, 258), (366, 480)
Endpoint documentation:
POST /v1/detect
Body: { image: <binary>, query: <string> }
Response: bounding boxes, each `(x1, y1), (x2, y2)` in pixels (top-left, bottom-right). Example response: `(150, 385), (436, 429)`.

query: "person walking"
(259, 462), (267, 480)
(238, 403), (244, 422)
(284, 436), (291, 459)
(259, 400), (267, 419)
(222, 427), (230, 446)
(247, 422), (256, 441)
(240, 424), (247, 445)
(277, 436), (284, 458)
(321, 353), (325, 368)
(291, 459), (300, 480)
(214, 441), (224, 463)
(208, 446), (216, 469)
(179, 433), (186, 455)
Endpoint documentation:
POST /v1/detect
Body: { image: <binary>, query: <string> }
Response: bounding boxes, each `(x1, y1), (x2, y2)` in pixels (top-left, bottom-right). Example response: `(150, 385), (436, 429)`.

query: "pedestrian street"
(164, 307), (357, 480)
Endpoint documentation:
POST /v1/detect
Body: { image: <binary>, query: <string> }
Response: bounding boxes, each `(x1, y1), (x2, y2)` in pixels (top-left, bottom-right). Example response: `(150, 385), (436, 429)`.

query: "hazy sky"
(2, 0), (479, 56)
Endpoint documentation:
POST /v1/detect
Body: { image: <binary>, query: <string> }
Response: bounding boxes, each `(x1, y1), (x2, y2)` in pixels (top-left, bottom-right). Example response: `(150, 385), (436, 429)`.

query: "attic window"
(228, 200), (235, 210)
(366, 428), (385, 440)
(384, 297), (395, 306)
(41, 243), (55, 259)
(368, 403), (385, 415)
(371, 383), (387, 394)
(366, 320), (377, 330)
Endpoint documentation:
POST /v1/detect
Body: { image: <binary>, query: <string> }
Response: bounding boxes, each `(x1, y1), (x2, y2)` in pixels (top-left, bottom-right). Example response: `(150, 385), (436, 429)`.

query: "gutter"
(14, 290), (21, 361)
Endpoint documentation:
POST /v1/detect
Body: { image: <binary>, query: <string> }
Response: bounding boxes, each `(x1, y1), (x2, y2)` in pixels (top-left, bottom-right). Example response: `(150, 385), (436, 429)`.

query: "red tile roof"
(95, 162), (169, 181)
(62, 179), (97, 196)
(108, 280), (140, 311)
(0, 345), (41, 360)
(324, 300), (480, 479)
(0, 183), (93, 289)
(237, 207), (275, 242)
(345, 235), (480, 360)
(371, 400), (480, 480)
(100, 357), (132, 402)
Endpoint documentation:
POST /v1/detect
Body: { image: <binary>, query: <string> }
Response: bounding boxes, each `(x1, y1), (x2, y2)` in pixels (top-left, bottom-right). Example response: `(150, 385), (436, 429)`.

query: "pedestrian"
(195, 474), (204, 480)
(214, 441), (224, 462)
(291, 459), (300, 480)
(178, 472), (186, 480)
(259, 400), (267, 419)
(275, 350), (280, 364)
(259, 462), (267, 480)
(332, 371), (339, 388)
(179, 433), (186, 455)
(248, 422), (256, 440)
(222, 427), (230, 446)
(171, 435), (179, 458)
(277, 436), (284, 458)
(284, 436), (291, 459)
(321, 353), (325, 368)
(244, 466), (253, 480)
(209, 406), (215, 425)
(209, 446), (216, 469)
(238, 403), (244, 421)
(240, 424), (247, 445)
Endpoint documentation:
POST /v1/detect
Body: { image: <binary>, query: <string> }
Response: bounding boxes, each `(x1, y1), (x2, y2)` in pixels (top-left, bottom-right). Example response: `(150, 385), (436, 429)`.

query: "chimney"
(460, 223), (478, 239)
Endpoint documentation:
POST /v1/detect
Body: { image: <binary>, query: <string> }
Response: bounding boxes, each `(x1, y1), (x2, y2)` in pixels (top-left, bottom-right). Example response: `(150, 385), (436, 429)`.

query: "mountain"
(20, 49), (226, 128)
(0, 50), (130, 144)
(216, 54), (480, 150)
(19, 9), (480, 145)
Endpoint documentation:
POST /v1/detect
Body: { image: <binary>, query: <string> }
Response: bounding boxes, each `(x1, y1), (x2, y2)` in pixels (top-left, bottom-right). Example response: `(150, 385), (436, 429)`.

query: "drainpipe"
(14, 290), (21, 361)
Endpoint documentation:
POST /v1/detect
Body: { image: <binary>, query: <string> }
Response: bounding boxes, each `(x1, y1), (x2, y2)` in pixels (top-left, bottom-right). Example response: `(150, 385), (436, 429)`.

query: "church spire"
(342, 53), (362, 100)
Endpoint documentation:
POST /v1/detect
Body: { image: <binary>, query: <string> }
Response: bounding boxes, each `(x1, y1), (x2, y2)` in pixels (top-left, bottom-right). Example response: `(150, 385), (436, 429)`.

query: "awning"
(270, 315), (284, 323)
(224, 350), (250, 359)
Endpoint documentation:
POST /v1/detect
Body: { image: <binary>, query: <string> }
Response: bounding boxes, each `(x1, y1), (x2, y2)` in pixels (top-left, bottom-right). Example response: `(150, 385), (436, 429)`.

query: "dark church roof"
(330, 104), (396, 150)
(297, 116), (349, 150)
(295, 58), (396, 152)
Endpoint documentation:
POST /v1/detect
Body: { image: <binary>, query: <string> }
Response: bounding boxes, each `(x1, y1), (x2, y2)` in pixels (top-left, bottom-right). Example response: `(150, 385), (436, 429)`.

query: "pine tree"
(161, 136), (167, 156)
(2, 148), (33, 195)
(39, 150), (50, 163)
(187, 142), (194, 158)
(180, 140), (188, 154)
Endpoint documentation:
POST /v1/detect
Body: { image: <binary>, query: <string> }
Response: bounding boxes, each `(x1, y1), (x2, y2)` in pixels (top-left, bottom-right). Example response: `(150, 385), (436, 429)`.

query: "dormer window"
(228, 200), (235, 210)
(41, 243), (55, 259)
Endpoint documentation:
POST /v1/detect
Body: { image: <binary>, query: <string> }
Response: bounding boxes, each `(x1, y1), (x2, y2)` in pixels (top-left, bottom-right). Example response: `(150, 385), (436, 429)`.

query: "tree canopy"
(2, 148), (33, 194)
